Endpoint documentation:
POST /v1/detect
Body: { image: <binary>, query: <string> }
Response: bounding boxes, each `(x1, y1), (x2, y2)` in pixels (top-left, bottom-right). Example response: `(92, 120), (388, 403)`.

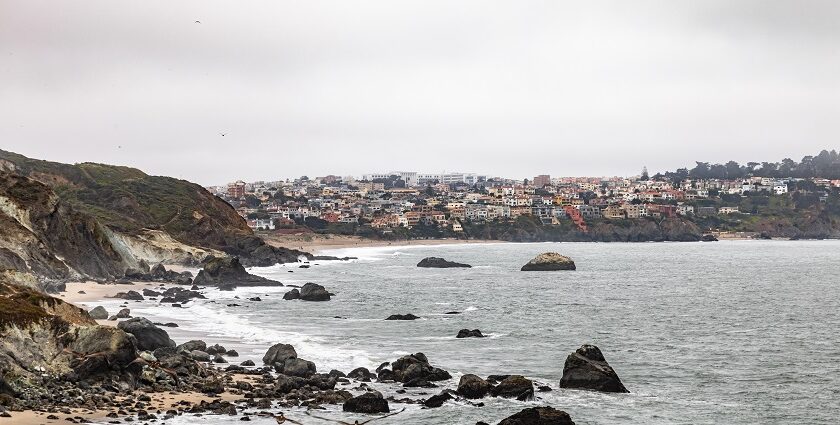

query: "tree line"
(654, 149), (840, 183)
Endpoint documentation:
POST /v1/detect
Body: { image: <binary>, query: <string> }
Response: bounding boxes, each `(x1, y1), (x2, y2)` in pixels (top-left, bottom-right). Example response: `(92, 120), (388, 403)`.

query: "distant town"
(207, 156), (840, 241)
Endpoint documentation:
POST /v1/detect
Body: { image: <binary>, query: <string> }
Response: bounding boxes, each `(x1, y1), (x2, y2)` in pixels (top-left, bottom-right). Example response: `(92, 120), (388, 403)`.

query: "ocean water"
(86, 241), (840, 424)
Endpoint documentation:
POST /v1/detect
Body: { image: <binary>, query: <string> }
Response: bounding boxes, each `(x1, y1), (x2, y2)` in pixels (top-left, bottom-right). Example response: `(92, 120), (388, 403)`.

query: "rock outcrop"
(520, 253), (576, 271)
(191, 256), (282, 289)
(559, 344), (628, 393)
(416, 257), (472, 268)
(497, 407), (576, 425)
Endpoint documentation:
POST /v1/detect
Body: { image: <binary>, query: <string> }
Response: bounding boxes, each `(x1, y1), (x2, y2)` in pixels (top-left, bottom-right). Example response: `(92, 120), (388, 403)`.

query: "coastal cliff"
(0, 150), (310, 287)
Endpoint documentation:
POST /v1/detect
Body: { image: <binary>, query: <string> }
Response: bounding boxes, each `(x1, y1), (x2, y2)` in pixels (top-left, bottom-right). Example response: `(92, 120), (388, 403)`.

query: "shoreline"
(260, 233), (502, 254)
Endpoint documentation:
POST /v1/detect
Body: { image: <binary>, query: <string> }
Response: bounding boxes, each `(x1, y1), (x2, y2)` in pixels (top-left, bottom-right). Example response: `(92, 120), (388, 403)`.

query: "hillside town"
(207, 168), (840, 237)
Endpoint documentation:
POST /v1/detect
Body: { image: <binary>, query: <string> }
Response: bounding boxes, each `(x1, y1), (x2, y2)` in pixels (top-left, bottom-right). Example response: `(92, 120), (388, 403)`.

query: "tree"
(640, 166), (649, 181)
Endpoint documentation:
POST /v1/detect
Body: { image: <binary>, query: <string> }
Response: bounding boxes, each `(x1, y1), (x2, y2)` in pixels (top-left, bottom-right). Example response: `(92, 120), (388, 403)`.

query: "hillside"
(0, 150), (309, 277)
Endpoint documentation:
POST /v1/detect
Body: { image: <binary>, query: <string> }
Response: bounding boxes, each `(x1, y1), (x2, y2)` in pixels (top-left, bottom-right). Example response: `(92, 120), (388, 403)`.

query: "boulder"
(190, 350), (211, 362)
(559, 345), (628, 393)
(177, 340), (207, 353)
(343, 392), (389, 414)
(457, 374), (492, 399)
(206, 344), (227, 355)
(113, 290), (144, 300)
(117, 317), (175, 352)
(241, 360), (255, 366)
(299, 282), (331, 301)
(416, 257), (471, 268)
(497, 407), (575, 425)
(424, 391), (454, 408)
(277, 357), (316, 377)
(282, 289), (300, 300)
(67, 325), (138, 379)
(390, 353), (451, 383)
(142, 288), (161, 297)
(88, 306), (108, 320)
(456, 329), (485, 338)
(347, 367), (376, 382)
(115, 308), (131, 318)
(385, 314), (419, 321)
(521, 253), (576, 271)
(192, 256), (283, 289)
(490, 375), (534, 400)
(263, 343), (297, 366)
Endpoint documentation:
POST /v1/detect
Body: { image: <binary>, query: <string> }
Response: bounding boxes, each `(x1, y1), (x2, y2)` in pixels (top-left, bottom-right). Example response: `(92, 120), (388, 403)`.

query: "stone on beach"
(88, 306), (108, 320)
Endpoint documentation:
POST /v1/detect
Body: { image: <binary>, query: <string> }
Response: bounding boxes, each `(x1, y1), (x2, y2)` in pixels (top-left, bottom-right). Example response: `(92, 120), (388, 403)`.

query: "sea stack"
(521, 252), (576, 271)
(559, 344), (628, 393)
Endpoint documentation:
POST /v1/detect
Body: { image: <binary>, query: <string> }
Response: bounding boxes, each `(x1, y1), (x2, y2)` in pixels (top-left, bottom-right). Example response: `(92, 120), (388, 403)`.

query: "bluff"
(0, 150), (308, 281)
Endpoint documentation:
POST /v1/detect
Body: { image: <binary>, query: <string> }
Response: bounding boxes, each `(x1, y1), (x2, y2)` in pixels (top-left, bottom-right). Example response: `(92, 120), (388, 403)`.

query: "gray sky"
(1, 1), (838, 185)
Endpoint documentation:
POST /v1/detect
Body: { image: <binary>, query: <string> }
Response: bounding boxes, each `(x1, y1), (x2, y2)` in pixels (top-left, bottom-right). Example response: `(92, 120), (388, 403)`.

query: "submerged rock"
(497, 407), (576, 425)
(559, 344), (628, 393)
(520, 253), (576, 271)
(385, 314), (419, 321)
(416, 257), (472, 268)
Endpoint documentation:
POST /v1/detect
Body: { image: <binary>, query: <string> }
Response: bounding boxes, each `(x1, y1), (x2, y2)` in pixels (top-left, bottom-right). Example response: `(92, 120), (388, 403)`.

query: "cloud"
(1, 0), (838, 184)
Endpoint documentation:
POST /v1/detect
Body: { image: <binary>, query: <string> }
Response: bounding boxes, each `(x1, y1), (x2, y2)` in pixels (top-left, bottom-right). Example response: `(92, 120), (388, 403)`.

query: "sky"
(1, 1), (839, 185)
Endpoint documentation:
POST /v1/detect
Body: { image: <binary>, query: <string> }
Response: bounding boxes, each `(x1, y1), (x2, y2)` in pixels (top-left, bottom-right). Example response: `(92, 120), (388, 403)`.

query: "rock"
(241, 360), (255, 366)
(497, 407), (575, 425)
(115, 308), (131, 318)
(192, 256), (283, 289)
(390, 353), (451, 383)
(457, 329), (485, 338)
(701, 234), (718, 242)
(277, 358), (316, 377)
(282, 288), (300, 300)
(520, 253), (576, 271)
(113, 290), (144, 300)
(559, 344), (628, 393)
(343, 392), (389, 414)
(190, 350), (211, 362)
(298, 282), (331, 301)
(347, 367), (376, 382)
(88, 306), (108, 320)
(416, 257), (472, 268)
(142, 288), (161, 297)
(213, 355), (228, 364)
(117, 317), (176, 351)
(385, 314), (419, 320)
(225, 349), (239, 357)
(66, 325), (138, 379)
(424, 391), (454, 408)
(490, 375), (534, 400)
(457, 374), (492, 399)
(206, 344), (227, 355)
(177, 340), (207, 352)
(263, 343), (297, 366)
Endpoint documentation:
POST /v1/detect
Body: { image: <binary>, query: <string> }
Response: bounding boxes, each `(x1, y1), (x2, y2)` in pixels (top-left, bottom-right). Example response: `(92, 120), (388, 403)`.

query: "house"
(602, 205), (625, 219)
(719, 206), (740, 214)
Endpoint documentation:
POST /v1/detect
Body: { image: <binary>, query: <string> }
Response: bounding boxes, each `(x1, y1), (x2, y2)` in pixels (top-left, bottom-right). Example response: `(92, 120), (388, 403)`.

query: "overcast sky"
(1, 1), (838, 185)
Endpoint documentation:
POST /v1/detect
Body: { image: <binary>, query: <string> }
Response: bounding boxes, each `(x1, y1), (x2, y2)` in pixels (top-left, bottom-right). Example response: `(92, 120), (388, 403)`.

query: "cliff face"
(0, 150), (309, 273)
(0, 172), (132, 288)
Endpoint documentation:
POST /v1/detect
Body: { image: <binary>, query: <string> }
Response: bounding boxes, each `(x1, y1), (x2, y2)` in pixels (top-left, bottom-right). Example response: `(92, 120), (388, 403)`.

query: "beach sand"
(260, 233), (497, 254)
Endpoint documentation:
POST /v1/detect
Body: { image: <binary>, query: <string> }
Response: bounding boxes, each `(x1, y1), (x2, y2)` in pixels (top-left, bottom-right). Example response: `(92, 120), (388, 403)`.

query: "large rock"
(417, 257), (471, 268)
(192, 256), (283, 289)
(343, 392), (389, 414)
(263, 343), (297, 366)
(389, 353), (451, 383)
(116, 317), (175, 352)
(457, 374), (492, 399)
(520, 253), (576, 271)
(67, 325), (138, 370)
(559, 344), (628, 393)
(490, 375), (534, 400)
(298, 282), (331, 301)
(113, 290), (144, 300)
(497, 407), (575, 425)
(278, 357), (316, 377)
(88, 306), (108, 320)
(177, 340), (207, 353)
(456, 329), (485, 338)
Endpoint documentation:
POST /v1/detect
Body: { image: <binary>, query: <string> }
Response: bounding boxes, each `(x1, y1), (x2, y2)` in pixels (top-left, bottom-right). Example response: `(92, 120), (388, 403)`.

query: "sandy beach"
(260, 233), (499, 254)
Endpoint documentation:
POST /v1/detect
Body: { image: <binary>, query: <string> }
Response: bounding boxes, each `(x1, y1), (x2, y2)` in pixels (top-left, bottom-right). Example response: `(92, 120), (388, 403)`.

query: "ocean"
(86, 240), (840, 424)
